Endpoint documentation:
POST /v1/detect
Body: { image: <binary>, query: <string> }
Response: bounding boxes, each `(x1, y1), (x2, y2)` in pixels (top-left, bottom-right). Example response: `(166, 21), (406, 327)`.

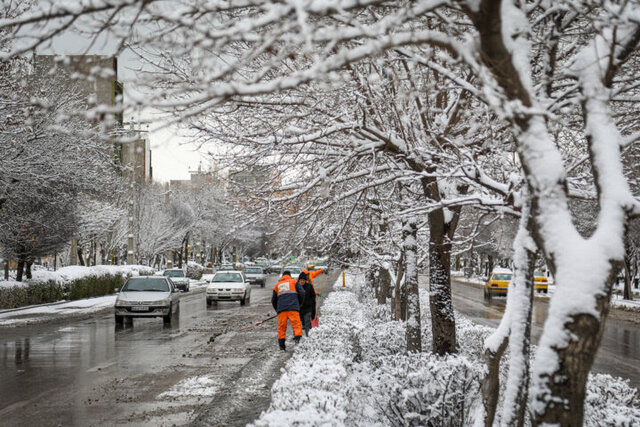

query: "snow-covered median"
(253, 273), (640, 426)
(0, 264), (155, 289)
(0, 265), (156, 312)
(0, 295), (117, 327)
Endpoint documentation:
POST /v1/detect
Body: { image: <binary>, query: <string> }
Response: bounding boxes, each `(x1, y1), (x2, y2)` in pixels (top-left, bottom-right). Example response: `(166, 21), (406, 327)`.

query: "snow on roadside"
(0, 265), (156, 289)
(253, 273), (640, 426)
(0, 295), (117, 326)
(158, 376), (219, 399)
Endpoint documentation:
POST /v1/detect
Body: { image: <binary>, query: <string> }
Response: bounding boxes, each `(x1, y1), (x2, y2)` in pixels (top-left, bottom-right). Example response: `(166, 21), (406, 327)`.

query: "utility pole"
(126, 139), (135, 265)
(165, 182), (172, 269)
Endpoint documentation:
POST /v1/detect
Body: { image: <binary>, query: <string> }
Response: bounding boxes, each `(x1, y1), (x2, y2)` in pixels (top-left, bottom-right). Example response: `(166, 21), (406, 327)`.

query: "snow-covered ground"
(0, 295), (117, 327)
(0, 264), (156, 289)
(253, 273), (640, 426)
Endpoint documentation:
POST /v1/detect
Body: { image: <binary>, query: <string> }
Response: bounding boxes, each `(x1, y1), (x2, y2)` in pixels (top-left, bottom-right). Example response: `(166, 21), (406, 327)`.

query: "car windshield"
(534, 271), (545, 277)
(212, 273), (243, 283)
(245, 268), (262, 274)
(493, 274), (512, 281)
(288, 268), (301, 275)
(122, 278), (170, 292)
(163, 270), (185, 278)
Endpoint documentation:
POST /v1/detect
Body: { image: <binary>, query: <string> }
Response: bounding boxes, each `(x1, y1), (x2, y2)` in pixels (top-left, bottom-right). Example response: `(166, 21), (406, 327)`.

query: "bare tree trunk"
(4, 260), (9, 280)
(623, 235), (634, 300)
(378, 265), (391, 304)
(77, 247), (85, 266)
(184, 235), (190, 265)
(530, 270), (619, 426)
(370, 264), (380, 299)
(403, 216), (422, 353)
(481, 336), (508, 426)
(394, 253), (405, 321)
(497, 199), (537, 427)
(428, 207), (456, 355)
(16, 259), (25, 282)
(25, 260), (33, 279)
(88, 240), (95, 267)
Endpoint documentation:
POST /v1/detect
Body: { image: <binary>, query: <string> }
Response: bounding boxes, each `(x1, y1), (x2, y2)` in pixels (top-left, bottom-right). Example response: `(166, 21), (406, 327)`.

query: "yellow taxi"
(533, 270), (549, 294)
(483, 268), (512, 299)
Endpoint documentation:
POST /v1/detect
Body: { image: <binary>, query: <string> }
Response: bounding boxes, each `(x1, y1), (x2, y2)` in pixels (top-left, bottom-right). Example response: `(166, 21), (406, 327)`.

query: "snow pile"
(186, 261), (204, 280)
(0, 265), (155, 289)
(0, 295), (117, 327)
(253, 273), (640, 426)
(158, 376), (219, 399)
(30, 265), (156, 285)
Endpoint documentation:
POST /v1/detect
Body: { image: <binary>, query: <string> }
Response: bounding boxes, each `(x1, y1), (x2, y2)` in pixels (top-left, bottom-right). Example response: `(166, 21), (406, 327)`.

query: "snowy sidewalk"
(252, 272), (640, 426)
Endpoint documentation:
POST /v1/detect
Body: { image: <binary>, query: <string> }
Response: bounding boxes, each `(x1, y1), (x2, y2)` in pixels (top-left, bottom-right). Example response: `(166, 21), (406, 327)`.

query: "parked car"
(483, 268), (512, 299)
(244, 266), (266, 287)
(533, 270), (549, 294)
(219, 263), (236, 271)
(206, 271), (251, 305)
(162, 268), (190, 292)
(114, 277), (180, 324)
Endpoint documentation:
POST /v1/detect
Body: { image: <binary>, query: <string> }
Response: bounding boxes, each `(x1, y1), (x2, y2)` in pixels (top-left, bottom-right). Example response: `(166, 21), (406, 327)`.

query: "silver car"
(114, 277), (180, 324)
(244, 266), (266, 287)
(162, 268), (190, 292)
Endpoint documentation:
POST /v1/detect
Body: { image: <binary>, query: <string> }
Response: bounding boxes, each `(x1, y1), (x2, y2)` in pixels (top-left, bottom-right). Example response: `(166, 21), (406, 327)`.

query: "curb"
(0, 299), (71, 314)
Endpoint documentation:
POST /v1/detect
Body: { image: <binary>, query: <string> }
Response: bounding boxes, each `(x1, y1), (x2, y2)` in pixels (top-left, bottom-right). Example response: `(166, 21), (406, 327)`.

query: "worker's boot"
(278, 338), (286, 351)
(294, 336), (301, 345)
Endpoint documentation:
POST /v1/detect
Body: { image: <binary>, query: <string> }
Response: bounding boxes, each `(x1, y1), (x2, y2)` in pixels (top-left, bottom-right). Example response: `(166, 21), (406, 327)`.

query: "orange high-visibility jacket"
(302, 269), (323, 294)
(271, 274), (305, 313)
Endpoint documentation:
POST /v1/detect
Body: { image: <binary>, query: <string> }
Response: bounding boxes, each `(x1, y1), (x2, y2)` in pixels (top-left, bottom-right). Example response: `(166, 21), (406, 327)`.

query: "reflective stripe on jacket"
(271, 274), (305, 313)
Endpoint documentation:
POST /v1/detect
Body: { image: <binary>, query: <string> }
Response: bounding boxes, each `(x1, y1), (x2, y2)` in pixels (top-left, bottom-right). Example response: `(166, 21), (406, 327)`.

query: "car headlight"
(116, 300), (130, 306)
(152, 298), (171, 306)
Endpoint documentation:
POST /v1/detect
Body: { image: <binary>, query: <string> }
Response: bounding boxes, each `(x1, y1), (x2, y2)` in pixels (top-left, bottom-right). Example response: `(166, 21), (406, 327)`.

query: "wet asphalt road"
(446, 278), (640, 389)
(0, 273), (338, 426)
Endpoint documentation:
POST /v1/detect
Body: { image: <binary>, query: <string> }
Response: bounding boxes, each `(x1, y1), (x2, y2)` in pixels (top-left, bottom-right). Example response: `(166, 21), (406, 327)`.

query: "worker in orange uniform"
(271, 270), (305, 351)
(302, 267), (324, 296)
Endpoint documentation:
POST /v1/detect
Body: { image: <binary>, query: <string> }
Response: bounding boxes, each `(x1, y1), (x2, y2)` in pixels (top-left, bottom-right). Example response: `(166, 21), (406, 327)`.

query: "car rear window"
(163, 270), (185, 278)
(245, 268), (263, 274)
(492, 274), (512, 281)
(212, 273), (243, 282)
(122, 278), (170, 292)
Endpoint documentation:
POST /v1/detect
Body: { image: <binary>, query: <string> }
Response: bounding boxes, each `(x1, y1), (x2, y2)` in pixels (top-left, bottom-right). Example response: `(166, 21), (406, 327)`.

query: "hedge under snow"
(252, 273), (640, 426)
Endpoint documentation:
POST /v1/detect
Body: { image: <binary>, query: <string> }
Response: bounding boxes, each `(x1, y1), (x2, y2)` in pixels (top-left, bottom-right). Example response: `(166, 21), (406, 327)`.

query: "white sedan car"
(206, 271), (251, 306)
